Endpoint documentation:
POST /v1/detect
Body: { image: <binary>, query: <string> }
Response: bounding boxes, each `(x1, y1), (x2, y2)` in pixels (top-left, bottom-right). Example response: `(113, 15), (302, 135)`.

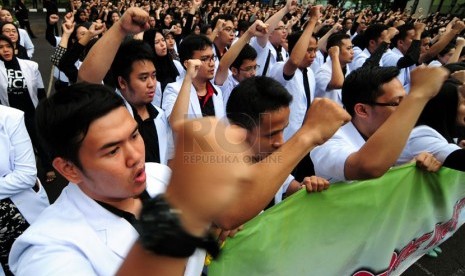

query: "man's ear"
(118, 76), (128, 90)
(369, 39), (376, 48)
(354, 103), (370, 118)
(231, 67), (239, 76)
(52, 157), (83, 184)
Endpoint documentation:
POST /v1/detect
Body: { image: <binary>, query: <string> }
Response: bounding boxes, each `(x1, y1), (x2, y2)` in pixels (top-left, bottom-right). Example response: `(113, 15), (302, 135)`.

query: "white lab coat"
(162, 79), (225, 120)
(119, 93), (174, 164)
(9, 163), (204, 276)
(0, 58), (44, 108)
(0, 105), (49, 276)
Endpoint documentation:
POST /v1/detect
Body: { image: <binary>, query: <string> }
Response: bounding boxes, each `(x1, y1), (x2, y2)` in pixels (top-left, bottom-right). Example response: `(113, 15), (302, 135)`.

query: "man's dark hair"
(326, 32), (351, 51)
(391, 24), (414, 49)
(363, 24), (389, 48)
(438, 43), (455, 58)
(342, 17), (352, 28)
(210, 14), (235, 30)
(237, 20), (250, 34)
(231, 44), (257, 70)
(178, 34), (212, 66)
(287, 31), (318, 54)
(200, 24), (212, 35)
(111, 39), (155, 89)
(36, 83), (125, 169)
(226, 76), (292, 131)
(342, 66), (400, 116)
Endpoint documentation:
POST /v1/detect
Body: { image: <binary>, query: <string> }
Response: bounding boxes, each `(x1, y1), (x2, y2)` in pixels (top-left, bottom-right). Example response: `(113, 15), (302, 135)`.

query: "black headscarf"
(142, 29), (179, 91)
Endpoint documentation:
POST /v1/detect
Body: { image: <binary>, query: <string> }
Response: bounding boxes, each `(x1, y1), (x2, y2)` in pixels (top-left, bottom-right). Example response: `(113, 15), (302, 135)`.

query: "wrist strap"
(138, 194), (220, 258)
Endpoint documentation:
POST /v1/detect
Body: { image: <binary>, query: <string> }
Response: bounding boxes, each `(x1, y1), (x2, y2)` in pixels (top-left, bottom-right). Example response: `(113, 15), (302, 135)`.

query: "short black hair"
(364, 24), (388, 46)
(178, 34), (212, 66)
(111, 39), (155, 89)
(438, 43), (455, 57)
(231, 44), (257, 70)
(326, 32), (351, 51)
(226, 76), (292, 131)
(36, 83), (125, 169)
(391, 24), (414, 49)
(342, 66), (400, 116)
(287, 31), (318, 54)
(210, 14), (235, 30)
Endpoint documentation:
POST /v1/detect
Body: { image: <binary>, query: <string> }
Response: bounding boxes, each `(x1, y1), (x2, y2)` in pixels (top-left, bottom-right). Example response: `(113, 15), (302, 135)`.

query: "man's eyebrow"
(265, 122), (289, 136)
(98, 126), (138, 151)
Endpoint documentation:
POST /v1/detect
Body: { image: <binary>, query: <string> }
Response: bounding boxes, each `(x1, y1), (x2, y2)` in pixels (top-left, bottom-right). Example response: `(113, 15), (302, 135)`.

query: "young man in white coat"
(77, 13), (172, 165)
(9, 82), (253, 275)
(162, 34), (225, 120)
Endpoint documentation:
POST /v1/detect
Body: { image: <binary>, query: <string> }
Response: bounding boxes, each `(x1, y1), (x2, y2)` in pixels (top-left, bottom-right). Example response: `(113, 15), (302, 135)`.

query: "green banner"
(210, 165), (465, 276)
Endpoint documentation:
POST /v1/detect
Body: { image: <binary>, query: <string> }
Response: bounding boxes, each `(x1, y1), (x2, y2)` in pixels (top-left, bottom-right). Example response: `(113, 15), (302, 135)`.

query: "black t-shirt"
(96, 190), (151, 229)
(131, 104), (161, 164)
(5, 58), (35, 119)
(197, 82), (217, 117)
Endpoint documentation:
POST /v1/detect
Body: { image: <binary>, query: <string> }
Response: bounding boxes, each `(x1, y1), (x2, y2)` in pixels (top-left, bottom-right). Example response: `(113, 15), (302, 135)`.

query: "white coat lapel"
(67, 184), (139, 259)
(154, 106), (167, 164)
(211, 87), (225, 118)
(189, 85), (202, 118)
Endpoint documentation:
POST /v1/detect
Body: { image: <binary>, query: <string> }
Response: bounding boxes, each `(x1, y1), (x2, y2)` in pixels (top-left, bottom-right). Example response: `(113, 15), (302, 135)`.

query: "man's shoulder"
(164, 79), (184, 93)
(314, 122), (364, 152)
(0, 105), (24, 123)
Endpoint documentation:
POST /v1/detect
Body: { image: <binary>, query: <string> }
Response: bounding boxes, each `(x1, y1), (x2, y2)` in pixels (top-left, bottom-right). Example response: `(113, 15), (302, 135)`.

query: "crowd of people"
(0, 0), (465, 274)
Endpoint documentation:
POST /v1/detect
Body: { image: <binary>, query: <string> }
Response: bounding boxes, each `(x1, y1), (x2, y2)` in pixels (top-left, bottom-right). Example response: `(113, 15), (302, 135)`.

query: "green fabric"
(210, 165), (465, 276)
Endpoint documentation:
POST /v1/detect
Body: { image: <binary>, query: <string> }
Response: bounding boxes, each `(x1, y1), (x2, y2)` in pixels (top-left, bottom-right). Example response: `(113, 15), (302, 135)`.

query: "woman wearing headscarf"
(142, 28), (185, 107)
(0, 35), (54, 182)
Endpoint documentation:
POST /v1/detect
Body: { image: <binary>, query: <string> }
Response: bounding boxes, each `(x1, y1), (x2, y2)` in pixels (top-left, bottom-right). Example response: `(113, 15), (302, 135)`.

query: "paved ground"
(24, 10), (465, 276)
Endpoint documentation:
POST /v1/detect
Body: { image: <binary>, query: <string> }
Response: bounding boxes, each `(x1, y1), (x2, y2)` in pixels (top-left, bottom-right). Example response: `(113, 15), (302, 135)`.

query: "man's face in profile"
(246, 107), (290, 162)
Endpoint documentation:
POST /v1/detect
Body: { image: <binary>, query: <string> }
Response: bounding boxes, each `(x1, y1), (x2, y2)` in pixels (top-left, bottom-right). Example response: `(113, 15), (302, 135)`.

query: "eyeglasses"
(239, 64), (260, 72)
(199, 55), (217, 63)
(222, 27), (236, 34)
(364, 101), (401, 107)
(274, 26), (285, 31)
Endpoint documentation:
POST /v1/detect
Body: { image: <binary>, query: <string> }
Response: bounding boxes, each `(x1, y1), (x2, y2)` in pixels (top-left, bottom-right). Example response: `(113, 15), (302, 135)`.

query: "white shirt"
(310, 50), (324, 73)
(310, 121), (365, 183)
(428, 60), (442, 67)
(396, 125), (460, 165)
(18, 28), (34, 58)
(249, 37), (288, 76)
(350, 48), (384, 71)
(269, 62), (316, 141)
(217, 71), (239, 109)
(381, 48), (415, 92)
(314, 58), (350, 106)
(9, 163), (204, 276)
(162, 79), (225, 120)
(275, 174), (295, 204)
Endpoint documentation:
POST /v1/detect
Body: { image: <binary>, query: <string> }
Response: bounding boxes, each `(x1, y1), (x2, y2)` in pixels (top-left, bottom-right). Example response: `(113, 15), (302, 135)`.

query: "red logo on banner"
(353, 198), (465, 276)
